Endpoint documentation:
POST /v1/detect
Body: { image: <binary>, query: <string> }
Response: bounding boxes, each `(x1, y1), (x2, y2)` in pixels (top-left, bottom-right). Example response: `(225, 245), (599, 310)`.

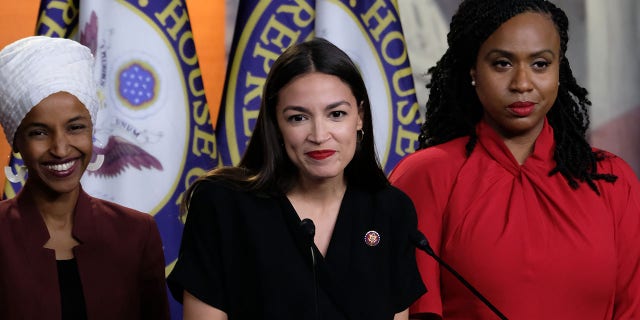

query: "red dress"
(390, 119), (640, 319)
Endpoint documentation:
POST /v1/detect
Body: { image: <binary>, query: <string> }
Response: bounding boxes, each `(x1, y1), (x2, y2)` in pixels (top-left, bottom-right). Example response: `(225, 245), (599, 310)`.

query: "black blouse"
(168, 179), (425, 319)
(57, 259), (88, 320)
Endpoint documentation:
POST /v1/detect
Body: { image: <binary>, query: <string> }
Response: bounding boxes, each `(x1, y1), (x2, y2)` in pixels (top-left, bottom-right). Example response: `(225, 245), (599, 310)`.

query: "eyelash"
(492, 59), (551, 70)
(330, 110), (347, 118)
(26, 124), (88, 137)
(69, 124), (87, 131)
(28, 130), (47, 137)
(287, 114), (307, 122)
(532, 61), (550, 69)
(286, 110), (348, 122)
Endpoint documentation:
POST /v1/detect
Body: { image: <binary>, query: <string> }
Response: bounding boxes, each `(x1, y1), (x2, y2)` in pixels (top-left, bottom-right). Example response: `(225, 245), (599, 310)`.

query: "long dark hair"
(183, 38), (388, 212)
(420, 0), (616, 194)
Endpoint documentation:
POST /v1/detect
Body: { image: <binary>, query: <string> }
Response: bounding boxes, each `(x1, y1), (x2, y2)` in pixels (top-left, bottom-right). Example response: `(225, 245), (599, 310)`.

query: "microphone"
(300, 219), (316, 248)
(300, 218), (319, 320)
(410, 230), (508, 320)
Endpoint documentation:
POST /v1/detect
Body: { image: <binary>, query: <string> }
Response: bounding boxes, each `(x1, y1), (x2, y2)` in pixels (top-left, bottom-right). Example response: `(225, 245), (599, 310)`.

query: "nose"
(509, 66), (533, 93)
(49, 132), (71, 157)
(308, 119), (330, 144)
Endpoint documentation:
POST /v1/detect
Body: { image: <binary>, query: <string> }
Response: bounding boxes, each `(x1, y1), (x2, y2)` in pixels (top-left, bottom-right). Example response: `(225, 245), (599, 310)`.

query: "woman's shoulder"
(187, 177), (276, 215)
(190, 177), (259, 201)
(372, 184), (413, 202)
(357, 184), (416, 217)
(390, 137), (468, 184)
(0, 197), (16, 210)
(0, 197), (17, 221)
(87, 193), (154, 224)
(594, 148), (639, 186)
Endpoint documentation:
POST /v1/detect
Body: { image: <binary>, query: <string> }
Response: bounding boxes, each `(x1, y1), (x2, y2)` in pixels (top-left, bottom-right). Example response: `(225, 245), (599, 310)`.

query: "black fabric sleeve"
(390, 187), (427, 312)
(166, 180), (228, 311)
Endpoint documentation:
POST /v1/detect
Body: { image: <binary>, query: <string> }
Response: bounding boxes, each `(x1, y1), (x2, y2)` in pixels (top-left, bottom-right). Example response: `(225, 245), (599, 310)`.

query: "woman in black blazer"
(168, 38), (426, 320)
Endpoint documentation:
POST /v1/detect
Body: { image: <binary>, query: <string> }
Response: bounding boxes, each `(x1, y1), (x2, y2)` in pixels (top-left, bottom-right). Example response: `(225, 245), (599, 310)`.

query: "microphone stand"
(410, 231), (508, 320)
(300, 218), (320, 320)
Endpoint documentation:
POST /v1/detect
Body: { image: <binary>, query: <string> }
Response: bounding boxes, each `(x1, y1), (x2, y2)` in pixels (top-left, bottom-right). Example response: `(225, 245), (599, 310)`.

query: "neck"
(486, 118), (545, 165)
(292, 176), (346, 201)
(503, 136), (537, 165)
(287, 176), (347, 220)
(23, 183), (79, 227)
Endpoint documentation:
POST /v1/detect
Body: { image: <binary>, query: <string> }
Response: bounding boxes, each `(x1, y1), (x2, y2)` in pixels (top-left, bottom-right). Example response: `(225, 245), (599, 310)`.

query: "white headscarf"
(0, 36), (98, 145)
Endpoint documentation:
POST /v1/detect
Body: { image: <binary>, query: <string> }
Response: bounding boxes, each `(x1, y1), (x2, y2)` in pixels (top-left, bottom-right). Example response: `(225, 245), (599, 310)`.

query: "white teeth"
(45, 160), (75, 172)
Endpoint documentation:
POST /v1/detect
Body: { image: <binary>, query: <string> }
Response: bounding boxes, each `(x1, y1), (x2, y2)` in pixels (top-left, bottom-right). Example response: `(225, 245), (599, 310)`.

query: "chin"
(47, 183), (82, 196)
(32, 175), (83, 196)
(308, 171), (343, 181)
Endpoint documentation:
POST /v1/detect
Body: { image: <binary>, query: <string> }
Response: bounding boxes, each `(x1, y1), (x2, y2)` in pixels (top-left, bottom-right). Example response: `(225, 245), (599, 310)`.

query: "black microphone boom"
(299, 218), (319, 320)
(410, 230), (508, 320)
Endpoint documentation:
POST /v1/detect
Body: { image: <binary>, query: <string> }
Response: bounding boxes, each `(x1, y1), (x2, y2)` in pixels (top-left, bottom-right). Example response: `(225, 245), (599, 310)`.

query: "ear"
(357, 101), (364, 130)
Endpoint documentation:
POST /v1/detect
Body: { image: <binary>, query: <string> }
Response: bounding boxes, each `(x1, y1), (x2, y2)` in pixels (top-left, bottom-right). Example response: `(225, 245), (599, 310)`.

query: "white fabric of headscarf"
(0, 36), (98, 145)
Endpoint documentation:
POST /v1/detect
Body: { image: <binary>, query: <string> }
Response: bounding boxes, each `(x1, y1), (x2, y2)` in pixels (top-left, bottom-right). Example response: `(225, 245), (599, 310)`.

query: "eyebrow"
(485, 49), (557, 59)
(281, 100), (352, 113)
(67, 115), (89, 123)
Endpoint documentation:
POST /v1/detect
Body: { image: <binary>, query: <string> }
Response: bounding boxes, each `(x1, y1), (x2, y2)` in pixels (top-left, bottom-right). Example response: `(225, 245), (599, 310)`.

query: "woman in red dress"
(390, 0), (640, 319)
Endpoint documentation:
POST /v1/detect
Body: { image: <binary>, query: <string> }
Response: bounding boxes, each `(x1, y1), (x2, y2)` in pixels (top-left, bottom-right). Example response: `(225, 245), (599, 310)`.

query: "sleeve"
(390, 187), (427, 313)
(166, 181), (229, 311)
(140, 217), (170, 320)
(608, 160), (640, 318)
(389, 150), (461, 318)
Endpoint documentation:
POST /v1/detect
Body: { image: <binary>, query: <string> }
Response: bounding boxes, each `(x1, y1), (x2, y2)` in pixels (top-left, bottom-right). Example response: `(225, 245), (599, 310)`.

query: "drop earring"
(471, 80), (476, 86)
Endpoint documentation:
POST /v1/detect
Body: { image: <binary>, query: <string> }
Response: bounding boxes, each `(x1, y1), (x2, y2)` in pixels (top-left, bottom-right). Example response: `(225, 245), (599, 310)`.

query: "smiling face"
(471, 12), (561, 141)
(276, 72), (363, 185)
(14, 92), (93, 197)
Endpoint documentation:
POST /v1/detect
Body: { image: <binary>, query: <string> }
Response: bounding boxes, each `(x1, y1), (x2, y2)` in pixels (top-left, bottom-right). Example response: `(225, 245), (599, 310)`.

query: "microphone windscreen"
(300, 218), (316, 238)
(410, 230), (433, 255)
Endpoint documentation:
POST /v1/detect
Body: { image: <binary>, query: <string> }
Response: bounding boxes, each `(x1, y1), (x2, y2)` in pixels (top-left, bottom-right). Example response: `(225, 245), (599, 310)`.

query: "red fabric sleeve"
(603, 157), (640, 318)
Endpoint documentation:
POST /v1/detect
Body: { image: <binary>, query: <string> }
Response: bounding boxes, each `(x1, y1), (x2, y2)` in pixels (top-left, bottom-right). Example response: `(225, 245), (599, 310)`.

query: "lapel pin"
(364, 230), (381, 247)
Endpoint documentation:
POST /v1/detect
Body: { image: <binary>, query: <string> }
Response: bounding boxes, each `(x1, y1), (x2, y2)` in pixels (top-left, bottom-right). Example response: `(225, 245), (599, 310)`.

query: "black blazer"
(168, 179), (426, 319)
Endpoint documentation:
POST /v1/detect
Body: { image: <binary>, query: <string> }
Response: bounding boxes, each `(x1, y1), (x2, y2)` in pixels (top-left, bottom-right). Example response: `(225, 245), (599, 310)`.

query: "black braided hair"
(420, 0), (616, 194)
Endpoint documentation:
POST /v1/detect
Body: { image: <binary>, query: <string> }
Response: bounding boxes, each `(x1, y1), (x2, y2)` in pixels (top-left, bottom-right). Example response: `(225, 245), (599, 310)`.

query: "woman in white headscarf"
(0, 36), (169, 320)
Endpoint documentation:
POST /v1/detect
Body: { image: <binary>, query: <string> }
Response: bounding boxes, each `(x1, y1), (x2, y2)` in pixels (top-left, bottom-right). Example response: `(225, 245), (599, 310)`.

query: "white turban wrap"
(0, 36), (98, 146)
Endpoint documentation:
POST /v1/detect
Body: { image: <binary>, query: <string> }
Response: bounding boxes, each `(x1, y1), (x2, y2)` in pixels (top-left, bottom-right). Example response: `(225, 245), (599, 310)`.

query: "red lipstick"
(508, 101), (535, 117)
(306, 150), (336, 160)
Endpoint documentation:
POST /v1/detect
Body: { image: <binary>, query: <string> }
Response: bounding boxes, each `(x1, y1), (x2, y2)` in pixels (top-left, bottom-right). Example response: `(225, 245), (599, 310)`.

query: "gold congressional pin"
(364, 230), (381, 247)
